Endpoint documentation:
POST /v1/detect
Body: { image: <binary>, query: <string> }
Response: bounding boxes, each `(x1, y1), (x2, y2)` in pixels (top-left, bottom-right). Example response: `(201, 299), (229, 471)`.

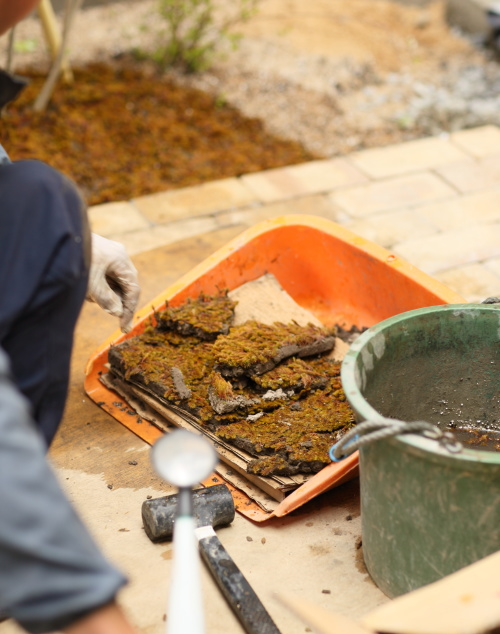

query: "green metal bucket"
(341, 304), (500, 598)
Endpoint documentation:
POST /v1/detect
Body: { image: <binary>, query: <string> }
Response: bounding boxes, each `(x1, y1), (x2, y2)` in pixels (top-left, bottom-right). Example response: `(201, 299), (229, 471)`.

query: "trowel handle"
(195, 526), (281, 634)
(167, 515), (205, 634)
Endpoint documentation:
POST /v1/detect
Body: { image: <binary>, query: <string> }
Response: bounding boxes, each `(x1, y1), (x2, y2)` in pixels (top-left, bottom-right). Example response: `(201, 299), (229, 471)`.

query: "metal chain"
(329, 418), (463, 462)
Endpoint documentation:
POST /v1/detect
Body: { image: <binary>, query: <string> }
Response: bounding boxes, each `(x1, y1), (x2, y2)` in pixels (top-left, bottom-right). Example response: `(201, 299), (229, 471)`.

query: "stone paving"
(88, 124), (500, 303)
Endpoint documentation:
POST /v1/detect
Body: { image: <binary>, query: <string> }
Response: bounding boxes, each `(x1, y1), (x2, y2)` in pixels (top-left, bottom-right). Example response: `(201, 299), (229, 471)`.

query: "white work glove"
(86, 233), (140, 333)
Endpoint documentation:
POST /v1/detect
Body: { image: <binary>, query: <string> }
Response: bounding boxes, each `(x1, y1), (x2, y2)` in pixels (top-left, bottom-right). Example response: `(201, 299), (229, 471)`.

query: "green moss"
(109, 293), (355, 476)
(215, 358), (355, 466)
(209, 371), (235, 400)
(247, 455), (292, 476)
(213, 320), (336, 374)
(157, 291), (237, 339)
(252, 357), (327, 390)
(113, 330), (214, 407)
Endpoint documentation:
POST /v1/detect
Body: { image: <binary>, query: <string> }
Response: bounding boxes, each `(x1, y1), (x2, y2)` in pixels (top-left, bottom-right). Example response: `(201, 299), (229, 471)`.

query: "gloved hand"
(86, 233), (140, 333)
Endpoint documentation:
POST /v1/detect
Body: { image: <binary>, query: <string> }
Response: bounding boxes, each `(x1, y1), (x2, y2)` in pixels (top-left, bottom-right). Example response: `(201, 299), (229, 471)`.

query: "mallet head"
(142, 483), (235, 542)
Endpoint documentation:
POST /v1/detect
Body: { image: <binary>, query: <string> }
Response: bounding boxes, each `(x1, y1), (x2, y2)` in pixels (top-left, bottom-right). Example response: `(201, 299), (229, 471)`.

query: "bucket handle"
(329, 418), (463, 462)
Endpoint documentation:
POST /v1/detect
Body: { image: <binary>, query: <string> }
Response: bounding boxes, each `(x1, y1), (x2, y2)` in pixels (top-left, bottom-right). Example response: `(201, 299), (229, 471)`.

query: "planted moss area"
(108, 293), (355, 476)
(0, 62), (317, 206)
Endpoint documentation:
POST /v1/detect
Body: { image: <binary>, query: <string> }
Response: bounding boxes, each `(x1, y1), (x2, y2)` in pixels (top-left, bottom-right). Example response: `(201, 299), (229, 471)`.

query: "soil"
(0, 0), (495, 206)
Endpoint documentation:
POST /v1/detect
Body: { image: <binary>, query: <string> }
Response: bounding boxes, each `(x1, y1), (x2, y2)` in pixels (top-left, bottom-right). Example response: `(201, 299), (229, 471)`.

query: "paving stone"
(347, 136), (468, 179)
(344, 209), (438, 249)
(216, 194), (348, 228)
(88, 201), (150, 236)
(450, 125), (500, 158)
(240, 158), (368, 203)
(416, 187), (500, 231)
(133, 178), (257, 224)
(393, 223), (500, 274)
(88, 129), (500, 283)
(434, 154), (500, 193)
(433, 263), (500, 303)
(330, 173), (457, 217)
(107, 216), (222, 255)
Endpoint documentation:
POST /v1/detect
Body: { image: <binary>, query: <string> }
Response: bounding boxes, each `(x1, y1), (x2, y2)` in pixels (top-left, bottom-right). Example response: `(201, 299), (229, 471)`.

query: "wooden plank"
(278, 552), (500, 634)
(276, 593), (375, 634)
(362, 551), (500, 634)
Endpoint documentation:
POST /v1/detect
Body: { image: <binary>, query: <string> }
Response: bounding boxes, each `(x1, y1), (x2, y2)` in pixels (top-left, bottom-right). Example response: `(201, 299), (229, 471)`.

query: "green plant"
(13, 38), (38, 53)
(153, 0), (259, 73)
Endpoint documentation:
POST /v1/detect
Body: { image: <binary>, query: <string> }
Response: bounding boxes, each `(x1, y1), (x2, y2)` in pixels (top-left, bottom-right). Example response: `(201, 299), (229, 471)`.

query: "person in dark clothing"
(0, 3), (142, 632)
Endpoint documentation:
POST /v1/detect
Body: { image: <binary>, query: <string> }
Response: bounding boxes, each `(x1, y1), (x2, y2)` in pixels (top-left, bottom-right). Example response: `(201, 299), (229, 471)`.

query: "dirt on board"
(0, 0), (495, 206)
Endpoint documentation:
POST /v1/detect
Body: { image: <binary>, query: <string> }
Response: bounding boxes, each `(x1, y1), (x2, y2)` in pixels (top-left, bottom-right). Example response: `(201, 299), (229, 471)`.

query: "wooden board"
(362, 550), (500, 634)
(277, 551), (500, 634)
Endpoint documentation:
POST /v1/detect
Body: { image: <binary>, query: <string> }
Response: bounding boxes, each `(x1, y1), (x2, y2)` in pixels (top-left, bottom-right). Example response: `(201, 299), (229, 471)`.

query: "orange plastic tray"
(85, 215), (465, 522)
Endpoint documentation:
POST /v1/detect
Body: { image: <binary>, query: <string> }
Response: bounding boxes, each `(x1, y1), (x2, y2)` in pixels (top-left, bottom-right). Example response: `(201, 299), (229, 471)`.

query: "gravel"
(3, 0), (500, 157)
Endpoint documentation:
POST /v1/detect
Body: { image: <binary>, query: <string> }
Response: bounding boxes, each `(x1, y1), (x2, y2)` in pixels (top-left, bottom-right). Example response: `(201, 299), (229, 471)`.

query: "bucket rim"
(341, 303), (500, 465)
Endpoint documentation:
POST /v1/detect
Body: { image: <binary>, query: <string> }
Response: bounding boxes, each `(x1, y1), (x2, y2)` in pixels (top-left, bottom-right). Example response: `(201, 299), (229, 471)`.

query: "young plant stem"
(33, 0), (83, 112)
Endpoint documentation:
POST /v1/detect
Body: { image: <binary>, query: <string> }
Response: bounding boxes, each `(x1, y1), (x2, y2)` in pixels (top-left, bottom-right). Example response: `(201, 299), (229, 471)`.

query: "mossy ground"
(0, 60), (318, 206)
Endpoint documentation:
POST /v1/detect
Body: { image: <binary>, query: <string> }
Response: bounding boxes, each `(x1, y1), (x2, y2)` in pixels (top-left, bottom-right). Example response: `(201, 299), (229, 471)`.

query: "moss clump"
(213, 320), (336, 376)
(208, 371), (235, 400)
(108, 292), (355, 477)
(216, 358), (355, 472)
(208, 371), (261, 415)
(252, 357), (327, 391)
(157, 292), (237, 340)
(247, 455), (293, 477)
(108, 330), (215, 410)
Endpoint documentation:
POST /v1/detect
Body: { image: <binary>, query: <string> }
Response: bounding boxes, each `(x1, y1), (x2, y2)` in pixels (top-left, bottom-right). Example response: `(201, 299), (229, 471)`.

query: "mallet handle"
(195, 526), (282, 634)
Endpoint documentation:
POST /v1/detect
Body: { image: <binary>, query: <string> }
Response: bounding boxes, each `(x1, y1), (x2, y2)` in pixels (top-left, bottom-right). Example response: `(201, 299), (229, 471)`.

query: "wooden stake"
(37, 0), (73, 82)
(34, 0), (84, 112)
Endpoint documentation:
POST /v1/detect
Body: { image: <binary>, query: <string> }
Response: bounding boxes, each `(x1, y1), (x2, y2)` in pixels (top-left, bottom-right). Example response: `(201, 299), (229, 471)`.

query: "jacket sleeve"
(0, 349), (127, 633)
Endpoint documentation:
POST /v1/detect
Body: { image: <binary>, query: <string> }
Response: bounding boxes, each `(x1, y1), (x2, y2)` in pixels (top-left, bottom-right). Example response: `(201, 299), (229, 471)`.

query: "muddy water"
(362, 344), (500, 452)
